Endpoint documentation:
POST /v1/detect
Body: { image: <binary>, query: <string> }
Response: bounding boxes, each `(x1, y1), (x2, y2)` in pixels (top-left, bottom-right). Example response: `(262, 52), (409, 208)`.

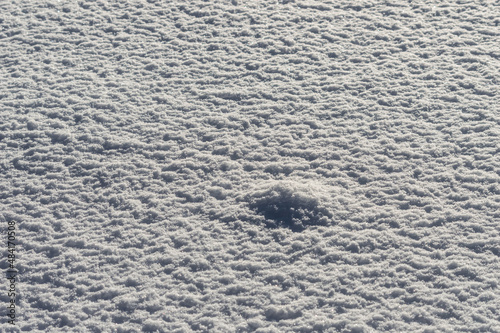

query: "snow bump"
(244, 180), (333, 232)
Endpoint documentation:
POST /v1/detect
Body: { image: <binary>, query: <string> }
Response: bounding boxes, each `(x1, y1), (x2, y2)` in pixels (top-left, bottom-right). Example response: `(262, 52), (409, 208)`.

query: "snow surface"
(1, 0), (499, 332)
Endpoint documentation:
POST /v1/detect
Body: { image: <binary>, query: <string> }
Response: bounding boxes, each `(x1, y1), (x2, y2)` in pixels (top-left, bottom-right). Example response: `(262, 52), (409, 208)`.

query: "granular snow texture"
(1, 0), (499, 332)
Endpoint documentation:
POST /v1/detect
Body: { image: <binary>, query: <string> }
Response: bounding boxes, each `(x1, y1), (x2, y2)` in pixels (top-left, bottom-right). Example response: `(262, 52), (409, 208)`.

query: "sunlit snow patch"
(244, 180), (333, 232)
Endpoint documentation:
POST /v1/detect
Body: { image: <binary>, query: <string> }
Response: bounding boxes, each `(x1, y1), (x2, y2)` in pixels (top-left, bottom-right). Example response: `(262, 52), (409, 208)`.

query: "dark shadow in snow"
(246, 182), (332, 232)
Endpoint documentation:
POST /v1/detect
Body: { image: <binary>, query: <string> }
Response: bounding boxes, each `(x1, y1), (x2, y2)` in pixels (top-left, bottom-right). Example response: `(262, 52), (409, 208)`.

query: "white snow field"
(1, 0), (499, 332)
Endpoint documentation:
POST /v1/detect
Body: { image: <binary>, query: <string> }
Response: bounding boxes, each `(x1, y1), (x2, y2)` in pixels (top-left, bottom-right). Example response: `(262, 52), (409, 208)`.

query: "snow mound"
(244, 180), (333, 232)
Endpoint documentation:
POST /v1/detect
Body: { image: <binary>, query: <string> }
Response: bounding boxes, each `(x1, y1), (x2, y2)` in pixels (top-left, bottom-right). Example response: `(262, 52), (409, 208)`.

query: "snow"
(1, 0), (499, 332)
